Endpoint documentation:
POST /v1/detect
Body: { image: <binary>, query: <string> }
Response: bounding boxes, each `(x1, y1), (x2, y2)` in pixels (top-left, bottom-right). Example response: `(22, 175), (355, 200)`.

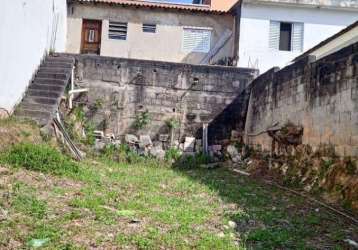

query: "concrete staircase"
(15, 55), (75, 126)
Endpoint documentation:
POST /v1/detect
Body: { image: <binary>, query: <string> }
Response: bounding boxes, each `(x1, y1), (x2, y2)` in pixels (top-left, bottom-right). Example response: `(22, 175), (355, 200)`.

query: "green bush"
(1, 143), (79, 175)
(165, 147), (182, 162)
(175, 153), (212, 168)
(134, 110), (151, 129)
(101, 144), (145, 164)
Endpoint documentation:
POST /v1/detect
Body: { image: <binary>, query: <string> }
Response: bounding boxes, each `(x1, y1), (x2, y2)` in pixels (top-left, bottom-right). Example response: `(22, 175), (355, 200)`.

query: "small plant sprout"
(134, 110), (151, 129)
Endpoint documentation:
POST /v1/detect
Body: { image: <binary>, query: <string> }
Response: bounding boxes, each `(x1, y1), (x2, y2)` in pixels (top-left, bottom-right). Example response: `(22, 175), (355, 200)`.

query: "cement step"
(34, 78), (68, 86)
(39, 67), (72, 74)
(36, 72), (69, 80)
(15, 54), (74, 127)
(14, 109), (52, 126)
(29, 83), (65, 92)
(46, 56), (74, 64)
(27, 89), (62, 99)
(17, 103), (56, 113)
(42, 62), (73, 69)
(23, 96), (59, 105)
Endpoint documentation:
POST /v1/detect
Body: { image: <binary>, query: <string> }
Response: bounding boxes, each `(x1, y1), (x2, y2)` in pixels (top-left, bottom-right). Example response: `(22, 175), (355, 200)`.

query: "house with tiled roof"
(66, 0), (241, 64)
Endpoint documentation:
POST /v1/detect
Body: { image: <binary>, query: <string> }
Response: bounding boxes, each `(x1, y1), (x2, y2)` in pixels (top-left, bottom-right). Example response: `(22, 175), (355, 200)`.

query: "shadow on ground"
(173, 165), (358, 250)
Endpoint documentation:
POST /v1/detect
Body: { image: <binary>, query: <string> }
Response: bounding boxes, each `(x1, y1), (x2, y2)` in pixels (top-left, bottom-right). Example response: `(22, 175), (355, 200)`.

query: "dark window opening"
(279, 22), (292, 51)
(143, 24), (157, 33)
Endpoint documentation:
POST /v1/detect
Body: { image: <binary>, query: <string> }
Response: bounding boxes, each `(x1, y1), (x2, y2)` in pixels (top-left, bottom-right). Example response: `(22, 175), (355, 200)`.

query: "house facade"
(237, 0), (358, 73)
(66, 0), (239, 64)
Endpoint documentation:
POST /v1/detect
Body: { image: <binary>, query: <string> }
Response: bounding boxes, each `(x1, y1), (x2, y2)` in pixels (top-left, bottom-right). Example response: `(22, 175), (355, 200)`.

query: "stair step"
(36, 72), (69, 80)
(34, 78), (68, 86)
(38, 67), (71, 74)
(15, 109), (53, 126)
(23, 96), (59, 105)
(29, 83), (65, 92)
(27, 89), (62, 98)
(17, 103), (56, 113)
(46, 56), (74, 64)
(42, 62), (73, 69)
(14, 54), (74, 126)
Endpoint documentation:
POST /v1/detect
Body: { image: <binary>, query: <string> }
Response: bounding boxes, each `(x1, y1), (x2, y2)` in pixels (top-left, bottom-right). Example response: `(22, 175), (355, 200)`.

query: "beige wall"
(67, 3), (235, 64)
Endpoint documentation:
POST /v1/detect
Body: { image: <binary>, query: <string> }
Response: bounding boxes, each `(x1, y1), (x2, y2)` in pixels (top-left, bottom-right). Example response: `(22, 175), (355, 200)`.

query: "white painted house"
(0, 0), (67, 115)
(237, 0), (358, 73)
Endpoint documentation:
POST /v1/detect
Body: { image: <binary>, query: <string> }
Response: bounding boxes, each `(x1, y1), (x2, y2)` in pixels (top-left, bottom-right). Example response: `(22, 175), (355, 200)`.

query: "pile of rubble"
(94, 132), (204, 161)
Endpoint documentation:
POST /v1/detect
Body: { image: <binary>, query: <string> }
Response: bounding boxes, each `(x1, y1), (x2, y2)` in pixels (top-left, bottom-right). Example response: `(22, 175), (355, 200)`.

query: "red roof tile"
(73, 0), (236, 13)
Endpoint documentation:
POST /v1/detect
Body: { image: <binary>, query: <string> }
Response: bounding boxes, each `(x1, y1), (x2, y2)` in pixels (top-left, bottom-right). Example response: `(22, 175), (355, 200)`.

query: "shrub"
(165, 147), (182, 162)
(101, 144), (145, 164)
(134, 110), (151, 129)
(175, 153), (212, 168)
(1, 143), (79, 175)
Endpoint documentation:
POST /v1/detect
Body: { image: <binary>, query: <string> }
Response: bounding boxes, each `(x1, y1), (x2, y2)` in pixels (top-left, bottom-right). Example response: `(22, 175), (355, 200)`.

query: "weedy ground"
(0, 120), (357, 249)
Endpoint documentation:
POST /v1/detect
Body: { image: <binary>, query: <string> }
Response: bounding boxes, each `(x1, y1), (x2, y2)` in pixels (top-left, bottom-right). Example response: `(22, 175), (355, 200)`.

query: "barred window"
(109, 21), (128, 40)
(143, 24), (157, 33)
(182, 27), (211, 53)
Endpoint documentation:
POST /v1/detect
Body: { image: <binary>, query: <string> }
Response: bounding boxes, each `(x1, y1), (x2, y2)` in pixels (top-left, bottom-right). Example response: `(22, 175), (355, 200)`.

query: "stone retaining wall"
(72, 54), (258, 142)
(245, 42), (358, 156)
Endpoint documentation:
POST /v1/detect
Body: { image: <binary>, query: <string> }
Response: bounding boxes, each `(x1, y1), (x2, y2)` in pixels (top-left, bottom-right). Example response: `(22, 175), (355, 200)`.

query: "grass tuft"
(1, 143), (79, 175)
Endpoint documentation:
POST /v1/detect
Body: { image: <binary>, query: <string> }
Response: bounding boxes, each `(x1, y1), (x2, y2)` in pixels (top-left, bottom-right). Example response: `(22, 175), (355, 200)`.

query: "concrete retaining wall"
(245, 42), (358, 156)
(72, 54), (258, 141)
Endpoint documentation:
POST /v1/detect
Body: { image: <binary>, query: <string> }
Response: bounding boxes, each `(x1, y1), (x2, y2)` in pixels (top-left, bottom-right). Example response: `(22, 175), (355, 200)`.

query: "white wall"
(238, 3), (358, 73)
(0, 0), (67, 113)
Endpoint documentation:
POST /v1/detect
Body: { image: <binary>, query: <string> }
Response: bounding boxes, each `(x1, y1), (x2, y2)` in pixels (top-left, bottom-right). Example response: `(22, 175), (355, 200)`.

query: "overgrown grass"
(0, 143), (79, 175)
(0, 140), (356, 249)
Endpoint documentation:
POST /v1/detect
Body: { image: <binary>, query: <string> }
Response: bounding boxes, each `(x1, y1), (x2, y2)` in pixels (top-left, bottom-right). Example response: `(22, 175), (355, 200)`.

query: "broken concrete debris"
(184, 137), (196, 152)
(226, 145), (241, 163)
(125, 134), (138, 144)
(149, 145), (166, 160)
(139, 135), (152, 149)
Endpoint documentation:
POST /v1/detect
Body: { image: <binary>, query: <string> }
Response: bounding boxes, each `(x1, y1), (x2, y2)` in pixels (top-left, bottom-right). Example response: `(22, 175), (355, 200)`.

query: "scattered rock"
(139, 135), (152, 148)
(94, 140), (106, 151)
(227, 145), (241, 163)
(0, 208), (8, 221)
(217, 232), (225, 238)
(228, 220), (237, 229)
(159, 134), (169, 142)
(149, 145), (165, 160)
(125, 134), (138, 144)
(111, 139), (121, 148)
(184, 137), (195, 152)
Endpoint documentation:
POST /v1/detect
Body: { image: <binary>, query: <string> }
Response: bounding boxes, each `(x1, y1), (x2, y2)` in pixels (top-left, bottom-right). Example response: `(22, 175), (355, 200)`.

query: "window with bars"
(143, 23), (157, 33)
(269, 21), (304, 52)
(109, 21), (128, 40)
(182, 27), (212, 53)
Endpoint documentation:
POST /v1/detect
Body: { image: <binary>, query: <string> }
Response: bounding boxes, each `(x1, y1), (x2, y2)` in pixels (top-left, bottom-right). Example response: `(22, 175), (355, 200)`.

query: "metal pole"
(203, 123), (208, 154)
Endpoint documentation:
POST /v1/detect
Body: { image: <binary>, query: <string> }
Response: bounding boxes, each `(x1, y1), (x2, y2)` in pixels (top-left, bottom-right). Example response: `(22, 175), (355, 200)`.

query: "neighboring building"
(66, 0), (239, 64)
(294, 20), (358, 62)
(0, 0), (67, 114)
(237, 0), (358, 73)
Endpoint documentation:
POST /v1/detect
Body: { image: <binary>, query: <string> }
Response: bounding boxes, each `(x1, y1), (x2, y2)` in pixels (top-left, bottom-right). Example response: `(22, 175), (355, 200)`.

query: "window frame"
(108, 21), (128, 40)
(181, 26), (212, 53)
(269, 20), (304, 52)
(142, 23), (157, 33)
